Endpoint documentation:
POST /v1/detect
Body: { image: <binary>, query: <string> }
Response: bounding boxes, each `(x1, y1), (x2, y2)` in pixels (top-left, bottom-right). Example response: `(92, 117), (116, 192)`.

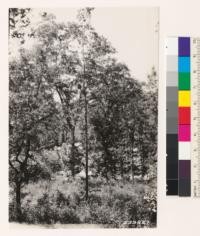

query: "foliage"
(9, 7), (158, 226)
(9, 178), (156, 227)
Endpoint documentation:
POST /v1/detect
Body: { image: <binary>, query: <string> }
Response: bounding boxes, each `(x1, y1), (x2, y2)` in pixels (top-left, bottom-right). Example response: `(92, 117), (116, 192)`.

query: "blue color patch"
(178, 57), (190, 72)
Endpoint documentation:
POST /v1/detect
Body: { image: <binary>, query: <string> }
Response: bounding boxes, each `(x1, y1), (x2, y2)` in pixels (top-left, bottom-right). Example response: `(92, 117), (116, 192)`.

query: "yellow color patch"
(178, 91), (190, 107)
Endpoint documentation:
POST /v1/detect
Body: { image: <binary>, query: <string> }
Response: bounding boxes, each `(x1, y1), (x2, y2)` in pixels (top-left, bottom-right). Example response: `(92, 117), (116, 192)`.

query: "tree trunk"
(71, 126), (75, 177)
(131, 139), (135, 184)
(104, 152), (108, 181)
(15, 181), (22, 222)
(103, 144), (110, 181)
(84, 91), (89, 200)
(120, 157), (124, 180)
(131, 159), (134, 184)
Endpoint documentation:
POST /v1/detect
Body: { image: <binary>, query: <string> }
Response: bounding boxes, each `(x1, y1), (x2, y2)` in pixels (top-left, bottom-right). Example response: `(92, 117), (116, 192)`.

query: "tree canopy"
(9, 8), (158, 227)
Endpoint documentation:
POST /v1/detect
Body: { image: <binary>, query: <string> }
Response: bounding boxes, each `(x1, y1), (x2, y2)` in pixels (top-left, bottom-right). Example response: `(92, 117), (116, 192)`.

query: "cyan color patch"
(178, 57), (190, 72)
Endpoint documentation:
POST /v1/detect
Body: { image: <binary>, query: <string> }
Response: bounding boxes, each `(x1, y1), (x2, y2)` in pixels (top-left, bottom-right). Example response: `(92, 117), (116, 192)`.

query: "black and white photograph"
(9, 7), (158, 228)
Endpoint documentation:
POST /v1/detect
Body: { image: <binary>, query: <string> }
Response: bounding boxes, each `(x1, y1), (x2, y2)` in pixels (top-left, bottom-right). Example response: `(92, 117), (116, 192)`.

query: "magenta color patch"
(178, 125), (191, 141)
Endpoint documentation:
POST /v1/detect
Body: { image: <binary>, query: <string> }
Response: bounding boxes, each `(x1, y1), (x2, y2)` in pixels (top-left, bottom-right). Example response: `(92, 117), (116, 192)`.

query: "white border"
(1, 0), (200, 235)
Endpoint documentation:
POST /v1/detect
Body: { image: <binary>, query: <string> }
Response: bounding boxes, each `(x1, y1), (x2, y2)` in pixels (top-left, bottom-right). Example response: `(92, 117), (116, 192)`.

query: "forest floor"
(9, 177), (157, 228)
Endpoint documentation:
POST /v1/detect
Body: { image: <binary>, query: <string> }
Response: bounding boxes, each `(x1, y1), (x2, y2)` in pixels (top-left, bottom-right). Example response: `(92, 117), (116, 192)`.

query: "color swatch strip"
(178, 37), (191, 196)
(166, 37), (191, 196)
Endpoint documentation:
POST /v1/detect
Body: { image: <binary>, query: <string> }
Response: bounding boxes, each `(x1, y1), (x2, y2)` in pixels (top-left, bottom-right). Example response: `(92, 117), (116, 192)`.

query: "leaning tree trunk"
(15, 135), (30, 222)
(15, 180), (22, 222)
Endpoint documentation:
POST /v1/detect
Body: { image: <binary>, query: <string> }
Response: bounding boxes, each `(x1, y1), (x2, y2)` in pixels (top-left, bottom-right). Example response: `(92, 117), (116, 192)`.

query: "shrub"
(9, 177), (156, 227)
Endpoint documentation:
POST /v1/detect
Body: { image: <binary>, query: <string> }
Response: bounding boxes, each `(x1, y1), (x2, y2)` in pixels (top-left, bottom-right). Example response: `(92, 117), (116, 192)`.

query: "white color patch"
(166, 37), (178, 55)
(179, 142), (191, 160)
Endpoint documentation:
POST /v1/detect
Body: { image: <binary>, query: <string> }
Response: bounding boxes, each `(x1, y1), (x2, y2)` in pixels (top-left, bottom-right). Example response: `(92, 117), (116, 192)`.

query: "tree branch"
(9, 160), (19, 173)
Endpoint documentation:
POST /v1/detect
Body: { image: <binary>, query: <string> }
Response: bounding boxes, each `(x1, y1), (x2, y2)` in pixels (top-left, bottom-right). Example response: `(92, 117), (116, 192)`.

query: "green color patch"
(178, 73), (190, 90)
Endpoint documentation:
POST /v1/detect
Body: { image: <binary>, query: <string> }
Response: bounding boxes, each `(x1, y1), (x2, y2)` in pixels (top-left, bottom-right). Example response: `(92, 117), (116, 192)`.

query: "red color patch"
(178, 107), (190, 124)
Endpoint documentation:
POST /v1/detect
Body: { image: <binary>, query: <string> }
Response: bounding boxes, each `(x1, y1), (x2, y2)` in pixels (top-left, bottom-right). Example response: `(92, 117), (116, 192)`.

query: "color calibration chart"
(166, 37), (200, 197)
